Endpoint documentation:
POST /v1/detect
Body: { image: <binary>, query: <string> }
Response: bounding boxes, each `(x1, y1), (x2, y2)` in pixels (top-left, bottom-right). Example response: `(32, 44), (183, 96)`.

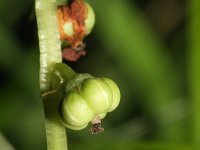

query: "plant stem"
(35, 0), (62, 93)
(43, 93), (68, 150)
(35, 0), (69, 150)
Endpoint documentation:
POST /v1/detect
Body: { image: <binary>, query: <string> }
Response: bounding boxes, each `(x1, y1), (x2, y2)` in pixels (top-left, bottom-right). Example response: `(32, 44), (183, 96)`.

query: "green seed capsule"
(84, 2), (95, 34)
(59, 73), (121, 130)
(102, 78), (121, 112)
(80, 78), (113, 113)
(61, 91), (94, 130)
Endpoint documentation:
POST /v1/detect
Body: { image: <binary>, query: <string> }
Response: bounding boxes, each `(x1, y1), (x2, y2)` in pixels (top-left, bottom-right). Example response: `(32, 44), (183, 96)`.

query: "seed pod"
(57, 0), (95, 48)
(59, 74), (120, 130)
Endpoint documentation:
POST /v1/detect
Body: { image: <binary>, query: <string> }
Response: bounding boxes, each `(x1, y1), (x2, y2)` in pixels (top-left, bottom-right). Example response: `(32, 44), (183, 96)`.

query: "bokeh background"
(0, 0), (199, 149)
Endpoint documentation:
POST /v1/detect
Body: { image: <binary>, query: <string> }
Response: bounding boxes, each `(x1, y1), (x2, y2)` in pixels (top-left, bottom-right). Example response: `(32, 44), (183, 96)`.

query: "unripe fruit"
(59, 74), (121, 130)
(84, 2), (95, 34)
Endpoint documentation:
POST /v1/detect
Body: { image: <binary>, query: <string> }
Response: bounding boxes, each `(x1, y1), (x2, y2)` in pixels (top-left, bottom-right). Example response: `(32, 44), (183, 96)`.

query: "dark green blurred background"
(0, 0), (199, 150)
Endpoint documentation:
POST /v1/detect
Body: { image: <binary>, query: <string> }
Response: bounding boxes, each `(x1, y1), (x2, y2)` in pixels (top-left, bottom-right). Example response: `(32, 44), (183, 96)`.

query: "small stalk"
(35, 0), (62, 93)
(35, 0), (69, 150)
(43, 92), (68, 150)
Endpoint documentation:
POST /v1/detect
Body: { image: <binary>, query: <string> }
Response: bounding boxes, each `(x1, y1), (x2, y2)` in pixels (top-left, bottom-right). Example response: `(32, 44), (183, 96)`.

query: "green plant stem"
(189, 0), (200, 146)
(35, 0), (62, 93)
(43, 92), (68, 150)
(35, 0), (69, 150)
